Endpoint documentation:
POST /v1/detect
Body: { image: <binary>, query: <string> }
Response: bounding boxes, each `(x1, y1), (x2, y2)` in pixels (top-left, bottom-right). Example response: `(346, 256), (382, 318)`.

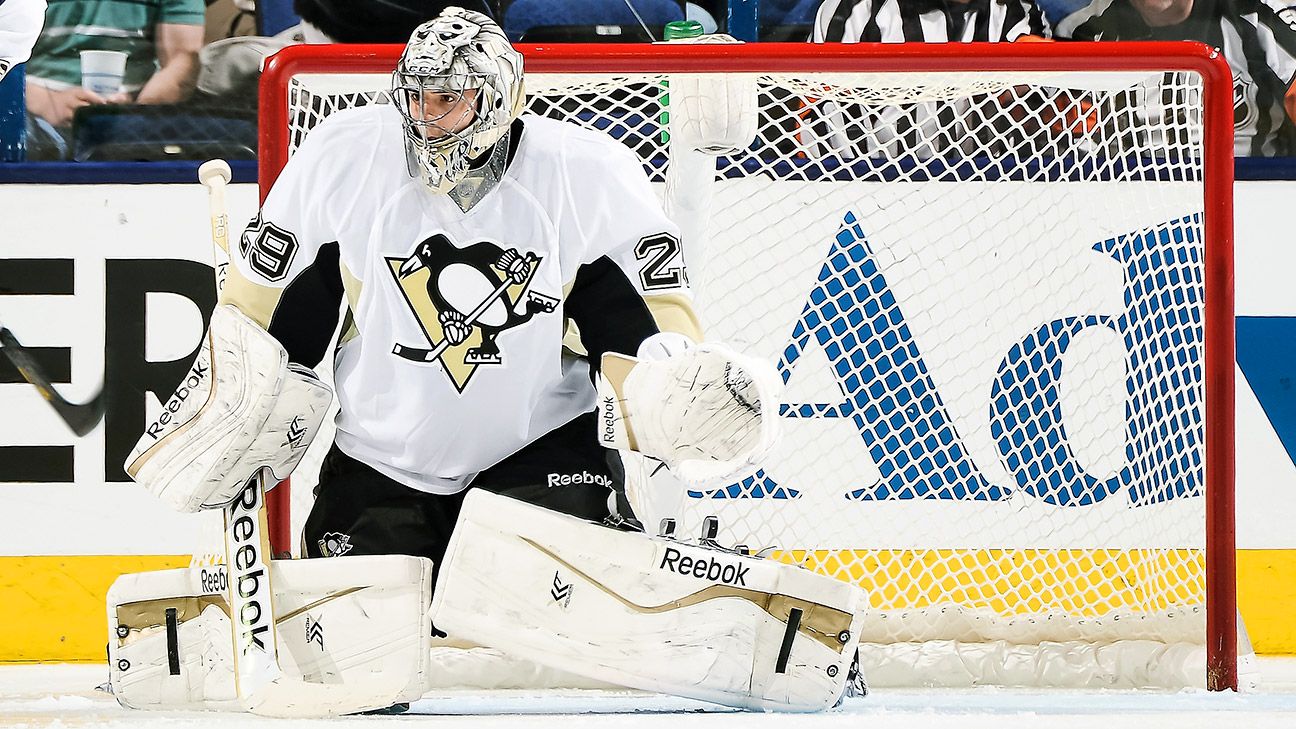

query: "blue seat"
(762, 0), (819, 40)
(0, 63), (26, 161)
(777, 0), (823, 24)
(504, 0), (685, 42)
(257, 0), (301, 37)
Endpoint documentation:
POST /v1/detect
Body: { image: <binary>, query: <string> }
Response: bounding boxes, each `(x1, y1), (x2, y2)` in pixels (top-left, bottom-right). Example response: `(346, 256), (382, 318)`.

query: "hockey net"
(260, 43), (1236, 690)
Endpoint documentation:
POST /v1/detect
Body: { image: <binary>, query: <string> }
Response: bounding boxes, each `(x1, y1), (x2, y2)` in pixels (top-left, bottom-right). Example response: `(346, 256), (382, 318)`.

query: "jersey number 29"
(240, 214), (301, 282)
(635, 233), (686, 291)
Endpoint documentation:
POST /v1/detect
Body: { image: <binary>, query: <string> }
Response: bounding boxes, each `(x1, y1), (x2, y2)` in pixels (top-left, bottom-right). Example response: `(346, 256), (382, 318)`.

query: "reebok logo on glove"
(144, 360), (209, 439)
(600, 396), (618, 446)
(659, 546), (750, 586)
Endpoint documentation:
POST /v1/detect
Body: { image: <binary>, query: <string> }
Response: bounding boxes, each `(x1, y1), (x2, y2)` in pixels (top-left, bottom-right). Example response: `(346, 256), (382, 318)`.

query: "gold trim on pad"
(522, 537), (853, 651)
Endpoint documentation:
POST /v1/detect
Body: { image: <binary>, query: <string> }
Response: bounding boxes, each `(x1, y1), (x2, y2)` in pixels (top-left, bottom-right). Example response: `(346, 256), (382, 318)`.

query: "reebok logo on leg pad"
(546, 471), (612, 488)
(659, 546), (750, 586)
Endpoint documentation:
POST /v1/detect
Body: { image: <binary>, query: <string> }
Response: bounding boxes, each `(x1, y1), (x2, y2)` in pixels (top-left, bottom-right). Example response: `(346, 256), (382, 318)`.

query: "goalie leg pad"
(430, 489), (868, 712)
(124, 304), (332, 511)
(108, 555), (433, 712)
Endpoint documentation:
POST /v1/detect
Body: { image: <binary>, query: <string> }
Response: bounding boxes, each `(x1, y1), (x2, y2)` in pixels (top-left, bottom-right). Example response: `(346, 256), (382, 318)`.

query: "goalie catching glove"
(596, 342), (781, 483)
(658, 32), (758, 156)
(124, 305), (332, 512)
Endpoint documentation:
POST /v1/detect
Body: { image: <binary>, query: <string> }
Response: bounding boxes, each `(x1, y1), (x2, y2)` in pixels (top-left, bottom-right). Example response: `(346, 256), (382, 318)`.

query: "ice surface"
(2, 659), (1295, 728)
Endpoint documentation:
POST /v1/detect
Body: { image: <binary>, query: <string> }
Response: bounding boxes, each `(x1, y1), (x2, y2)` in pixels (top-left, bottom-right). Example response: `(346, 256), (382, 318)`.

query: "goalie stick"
(198, 159), (389, 717)
(223, 471), (393, 716)
(0, 323), (104, 436)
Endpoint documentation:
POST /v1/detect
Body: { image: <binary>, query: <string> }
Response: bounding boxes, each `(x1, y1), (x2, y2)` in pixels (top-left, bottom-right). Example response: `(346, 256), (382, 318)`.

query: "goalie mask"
(393, 8), (525, 210)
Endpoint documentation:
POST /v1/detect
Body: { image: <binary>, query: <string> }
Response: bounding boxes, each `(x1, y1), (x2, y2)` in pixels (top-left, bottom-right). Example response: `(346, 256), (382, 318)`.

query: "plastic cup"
(79, 50), (127, 96)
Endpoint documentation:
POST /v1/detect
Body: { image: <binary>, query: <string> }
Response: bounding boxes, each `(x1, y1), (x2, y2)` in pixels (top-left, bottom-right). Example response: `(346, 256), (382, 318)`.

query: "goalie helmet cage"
(258, 42), (1236, 691)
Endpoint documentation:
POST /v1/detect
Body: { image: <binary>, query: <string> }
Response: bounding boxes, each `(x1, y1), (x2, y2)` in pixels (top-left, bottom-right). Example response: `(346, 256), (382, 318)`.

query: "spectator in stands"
(811, 0), (1050, 42)
(23, 0), (204, 158)
(1049, 0), (1296, 156)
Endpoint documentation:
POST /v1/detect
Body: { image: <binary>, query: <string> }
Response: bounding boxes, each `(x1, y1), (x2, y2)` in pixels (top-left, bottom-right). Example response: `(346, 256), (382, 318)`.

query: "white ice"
(3, 659), (1296, 729)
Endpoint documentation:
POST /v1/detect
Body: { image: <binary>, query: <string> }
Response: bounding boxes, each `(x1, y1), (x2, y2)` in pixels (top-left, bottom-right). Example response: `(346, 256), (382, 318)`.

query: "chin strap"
(447, 128), (513, 212)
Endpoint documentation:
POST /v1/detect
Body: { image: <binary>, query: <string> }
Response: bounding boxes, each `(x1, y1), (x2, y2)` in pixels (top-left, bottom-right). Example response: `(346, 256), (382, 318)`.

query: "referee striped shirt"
(808, 0), (1052, 160)
(1063, 0), (1296, 156)
(812, 0), (1051, 43)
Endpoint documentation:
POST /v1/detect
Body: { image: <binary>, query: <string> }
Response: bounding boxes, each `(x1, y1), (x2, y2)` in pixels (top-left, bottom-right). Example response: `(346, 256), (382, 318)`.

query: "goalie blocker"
(124, 304), (332, 512)
(432, 490), (868, 711)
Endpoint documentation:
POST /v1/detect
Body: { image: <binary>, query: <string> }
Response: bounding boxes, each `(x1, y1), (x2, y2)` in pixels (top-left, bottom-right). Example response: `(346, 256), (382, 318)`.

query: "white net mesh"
(274, 60), (1221, 686)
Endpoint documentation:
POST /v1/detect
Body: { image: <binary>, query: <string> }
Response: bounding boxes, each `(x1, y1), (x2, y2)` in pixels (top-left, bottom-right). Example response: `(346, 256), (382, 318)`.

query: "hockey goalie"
(111, 6), (868, 717)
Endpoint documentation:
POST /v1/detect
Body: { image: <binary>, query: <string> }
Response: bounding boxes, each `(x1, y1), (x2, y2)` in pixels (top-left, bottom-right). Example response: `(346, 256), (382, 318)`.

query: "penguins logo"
(318, 532), (352, 557)
(387, 234), (558, 391)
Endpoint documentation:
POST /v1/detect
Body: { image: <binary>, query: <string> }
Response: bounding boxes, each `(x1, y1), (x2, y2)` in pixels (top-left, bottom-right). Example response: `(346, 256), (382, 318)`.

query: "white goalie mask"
(393, 8), (525, 208)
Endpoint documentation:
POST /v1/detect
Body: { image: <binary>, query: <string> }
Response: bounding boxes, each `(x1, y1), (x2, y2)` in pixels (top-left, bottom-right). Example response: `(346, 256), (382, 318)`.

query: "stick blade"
(55, 388), (106, 436)
(0, 326), (105, 436)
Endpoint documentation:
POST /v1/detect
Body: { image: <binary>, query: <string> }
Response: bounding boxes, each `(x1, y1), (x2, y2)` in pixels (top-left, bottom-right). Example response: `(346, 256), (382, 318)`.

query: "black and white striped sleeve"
(1251, 0), (1296, 118)
(813, 0), (888, 42)
(997, 0), (1051, 40)
(812, 0), (1049, 43)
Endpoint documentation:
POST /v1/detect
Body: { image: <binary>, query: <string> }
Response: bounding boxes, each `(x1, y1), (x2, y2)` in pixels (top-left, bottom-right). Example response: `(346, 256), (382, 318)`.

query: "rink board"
(0, 178), (1295, 659)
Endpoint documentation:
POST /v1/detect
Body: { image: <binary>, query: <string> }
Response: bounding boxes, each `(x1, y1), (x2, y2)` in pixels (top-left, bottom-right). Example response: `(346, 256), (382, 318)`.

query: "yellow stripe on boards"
(1238, 550), (1296, 654)
(0, 555), (189, 662)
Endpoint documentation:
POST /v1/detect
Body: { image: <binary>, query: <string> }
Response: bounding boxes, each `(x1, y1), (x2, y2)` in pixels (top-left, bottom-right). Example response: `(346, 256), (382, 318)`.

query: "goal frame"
(257, 41), (1237, 690)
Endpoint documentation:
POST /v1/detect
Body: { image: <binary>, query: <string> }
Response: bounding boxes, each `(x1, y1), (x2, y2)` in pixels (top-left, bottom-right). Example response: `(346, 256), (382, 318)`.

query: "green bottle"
(660, 20), (706, 144)
(663, 19), (705, 40)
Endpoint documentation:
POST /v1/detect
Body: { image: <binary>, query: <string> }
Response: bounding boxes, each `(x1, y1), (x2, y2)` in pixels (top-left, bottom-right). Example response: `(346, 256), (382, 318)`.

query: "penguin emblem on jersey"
(387, 233), (558, 391)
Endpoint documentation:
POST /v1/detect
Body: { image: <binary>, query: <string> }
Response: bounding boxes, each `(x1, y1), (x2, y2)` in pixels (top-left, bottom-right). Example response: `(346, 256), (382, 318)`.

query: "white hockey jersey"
(222, 104), (700, 494)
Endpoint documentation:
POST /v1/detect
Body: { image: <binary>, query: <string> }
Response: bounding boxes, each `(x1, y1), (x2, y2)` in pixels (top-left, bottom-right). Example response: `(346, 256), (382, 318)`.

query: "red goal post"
(258, 41), (1236, 690)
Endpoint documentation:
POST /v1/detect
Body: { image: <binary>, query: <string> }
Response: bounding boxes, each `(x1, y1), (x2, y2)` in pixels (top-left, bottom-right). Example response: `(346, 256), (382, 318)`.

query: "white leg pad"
(430, 490), (868, 712)
(108, 555), (433, 712)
